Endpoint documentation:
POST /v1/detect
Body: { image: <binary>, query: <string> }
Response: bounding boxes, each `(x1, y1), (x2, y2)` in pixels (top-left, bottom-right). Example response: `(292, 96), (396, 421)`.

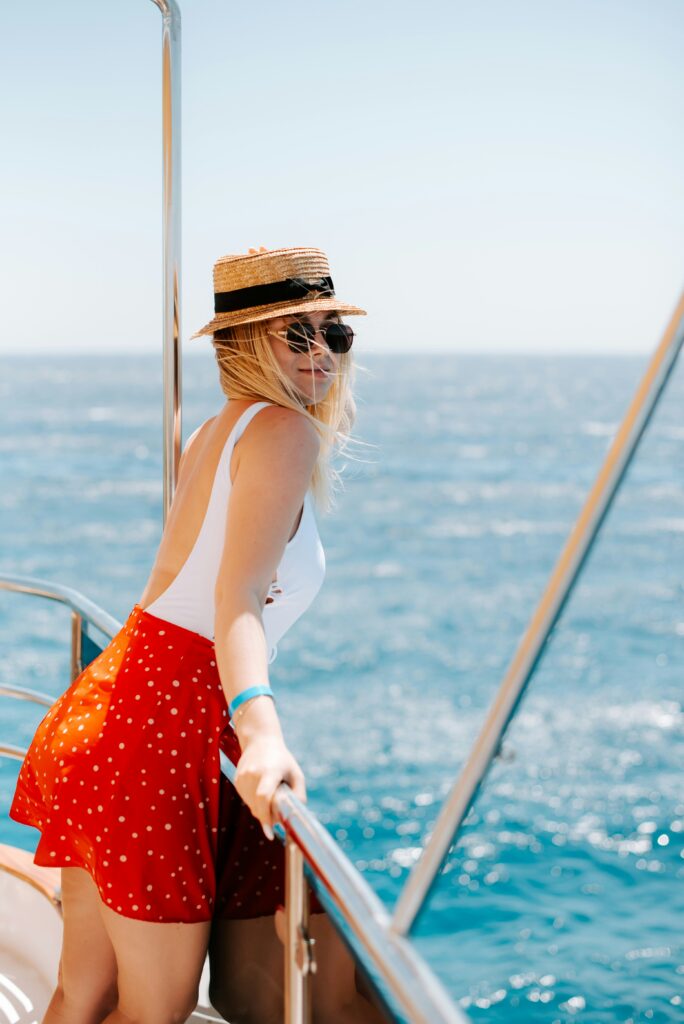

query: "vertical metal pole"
(150, 1), (182, 522)
(70, 611), (82, 681)
(285, 836), (314, 1024)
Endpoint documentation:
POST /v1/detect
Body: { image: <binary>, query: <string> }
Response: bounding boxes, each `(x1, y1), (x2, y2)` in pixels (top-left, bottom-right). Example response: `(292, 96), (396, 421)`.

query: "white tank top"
(145, 401), (326, 664)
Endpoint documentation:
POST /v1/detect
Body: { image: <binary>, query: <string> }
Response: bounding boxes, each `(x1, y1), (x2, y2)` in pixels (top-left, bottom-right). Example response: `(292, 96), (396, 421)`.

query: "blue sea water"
(1, 351), (682, 1023)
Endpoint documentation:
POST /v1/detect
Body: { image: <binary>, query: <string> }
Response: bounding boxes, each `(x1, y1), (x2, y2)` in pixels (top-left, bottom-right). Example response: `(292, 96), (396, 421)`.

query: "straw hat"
(191, 246), (367, 338)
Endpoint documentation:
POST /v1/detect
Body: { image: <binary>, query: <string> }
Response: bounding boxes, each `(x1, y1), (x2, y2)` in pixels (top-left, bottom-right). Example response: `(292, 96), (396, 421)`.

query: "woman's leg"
(208, 916), (284, 1024)
(43, 868), (118, 1024)
(43, 865), (210, 1024)
(209, 909), (388, 1024)
(97, 904), (211, 1024)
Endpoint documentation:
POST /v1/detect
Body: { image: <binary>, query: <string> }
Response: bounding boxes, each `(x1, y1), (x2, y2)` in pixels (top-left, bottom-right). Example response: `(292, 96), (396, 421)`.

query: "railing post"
(70, 611), (83, 682)
(149, 0), (182, 523)
(284, 835), (315, 1024)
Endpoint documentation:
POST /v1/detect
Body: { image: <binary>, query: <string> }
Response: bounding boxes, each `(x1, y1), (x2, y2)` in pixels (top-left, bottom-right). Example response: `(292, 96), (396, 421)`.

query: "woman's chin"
(292, 377), (331, 404)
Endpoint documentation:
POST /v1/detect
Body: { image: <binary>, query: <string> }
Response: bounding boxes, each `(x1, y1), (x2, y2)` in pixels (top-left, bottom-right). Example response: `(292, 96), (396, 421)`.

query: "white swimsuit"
(145, 401), (326, 663)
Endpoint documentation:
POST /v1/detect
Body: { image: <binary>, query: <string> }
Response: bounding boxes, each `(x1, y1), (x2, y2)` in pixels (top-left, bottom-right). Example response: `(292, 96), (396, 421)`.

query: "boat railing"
(0, 574), (470, 1024)
(0, 573), (120, 683)
(391, 287), (684, 935)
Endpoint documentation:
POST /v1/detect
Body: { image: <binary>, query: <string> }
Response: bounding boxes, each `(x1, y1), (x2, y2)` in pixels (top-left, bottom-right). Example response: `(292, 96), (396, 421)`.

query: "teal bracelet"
(228, 684), (275, 719)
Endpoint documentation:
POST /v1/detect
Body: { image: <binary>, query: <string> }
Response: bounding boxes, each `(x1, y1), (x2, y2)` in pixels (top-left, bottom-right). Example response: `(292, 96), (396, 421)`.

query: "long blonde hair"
(212, 318), (364, 514)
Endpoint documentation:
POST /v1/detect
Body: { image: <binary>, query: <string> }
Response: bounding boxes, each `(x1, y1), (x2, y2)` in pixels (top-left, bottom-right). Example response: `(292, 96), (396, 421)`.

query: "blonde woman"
(11, 246), (385, 1023)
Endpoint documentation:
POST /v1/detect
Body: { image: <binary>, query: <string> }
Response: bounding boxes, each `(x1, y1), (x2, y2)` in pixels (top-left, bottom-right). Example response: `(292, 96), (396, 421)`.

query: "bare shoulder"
(178, 415), (216, 476)
(236, 405), (321, 471)
(184, 415), (217, 453)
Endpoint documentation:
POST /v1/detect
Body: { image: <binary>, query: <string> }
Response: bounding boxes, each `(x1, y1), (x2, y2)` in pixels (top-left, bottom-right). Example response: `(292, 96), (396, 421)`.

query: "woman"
(10, 246), (385, 1023)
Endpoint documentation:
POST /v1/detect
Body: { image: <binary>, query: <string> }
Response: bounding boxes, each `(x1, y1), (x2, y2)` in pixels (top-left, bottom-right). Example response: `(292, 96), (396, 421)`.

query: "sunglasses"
(276, 319), (355, 355)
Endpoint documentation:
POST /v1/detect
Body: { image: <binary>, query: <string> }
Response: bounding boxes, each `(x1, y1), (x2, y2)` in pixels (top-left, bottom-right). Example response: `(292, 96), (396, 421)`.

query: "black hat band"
(214, 275), (335, 314)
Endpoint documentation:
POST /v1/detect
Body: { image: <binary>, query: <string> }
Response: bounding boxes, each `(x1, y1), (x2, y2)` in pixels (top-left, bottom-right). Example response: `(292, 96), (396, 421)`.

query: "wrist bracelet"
(229, 694), (271, 731)
(228, 684), (275, 719)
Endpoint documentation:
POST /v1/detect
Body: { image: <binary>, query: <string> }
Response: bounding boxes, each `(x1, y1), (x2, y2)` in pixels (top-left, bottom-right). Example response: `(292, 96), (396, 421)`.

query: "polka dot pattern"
(9, 604), (325, 923)
(218, 728), (326, 920)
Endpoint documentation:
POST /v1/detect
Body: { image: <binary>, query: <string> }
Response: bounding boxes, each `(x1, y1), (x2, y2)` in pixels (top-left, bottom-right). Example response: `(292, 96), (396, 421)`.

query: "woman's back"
(139, 400), (326, 660)
(139, 400), (268, 606)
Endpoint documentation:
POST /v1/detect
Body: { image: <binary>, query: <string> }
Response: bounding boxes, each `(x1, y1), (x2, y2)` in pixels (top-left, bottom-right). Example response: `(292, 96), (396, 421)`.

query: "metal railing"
(0, 683), (53, 708)
(0, 577), (468, 1023)
(0, 576), (119, 766)
(221, 279), (682, 1004)
(0, 744), (30, 763)
(222, 754), (467, 1024)
(0, 573), (119, 683)
(391, 287), (684, 936)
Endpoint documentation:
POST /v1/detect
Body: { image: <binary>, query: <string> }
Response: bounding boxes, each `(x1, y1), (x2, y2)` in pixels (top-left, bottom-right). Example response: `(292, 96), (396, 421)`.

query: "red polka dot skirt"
(10, 604), (325, 923)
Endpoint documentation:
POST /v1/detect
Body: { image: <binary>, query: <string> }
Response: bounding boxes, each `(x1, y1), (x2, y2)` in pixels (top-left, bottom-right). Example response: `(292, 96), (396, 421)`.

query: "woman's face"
(266, 310), (343, 404)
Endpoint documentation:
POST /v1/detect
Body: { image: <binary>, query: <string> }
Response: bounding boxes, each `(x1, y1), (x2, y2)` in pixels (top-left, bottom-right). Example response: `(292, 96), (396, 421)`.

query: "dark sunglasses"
(281, 320), (355, 355)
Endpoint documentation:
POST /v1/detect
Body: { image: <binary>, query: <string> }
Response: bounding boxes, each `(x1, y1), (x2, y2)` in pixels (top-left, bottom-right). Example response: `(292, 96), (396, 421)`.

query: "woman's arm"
(214, 405), (320, 833)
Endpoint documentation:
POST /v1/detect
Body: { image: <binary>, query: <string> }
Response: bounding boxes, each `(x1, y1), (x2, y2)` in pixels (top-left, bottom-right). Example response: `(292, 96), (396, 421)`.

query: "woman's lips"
(300, 368), (329, 378)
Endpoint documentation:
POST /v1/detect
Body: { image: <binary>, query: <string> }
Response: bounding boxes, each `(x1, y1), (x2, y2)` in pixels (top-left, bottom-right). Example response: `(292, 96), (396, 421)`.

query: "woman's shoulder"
(184, 416), (216, 451)
(231, 404), (320, 493)
(179, 415), (216, 461)
(175, 415), (218, 480)
(240, 403), (321, 455)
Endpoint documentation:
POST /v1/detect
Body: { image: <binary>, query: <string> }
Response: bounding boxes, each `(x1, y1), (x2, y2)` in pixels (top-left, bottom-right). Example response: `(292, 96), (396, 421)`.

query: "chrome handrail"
(391, 286), (684, 936)
(0, 572), (120, 688)
(0, 744), (27, 763)
(150, 0), (182, 524)
(221, 755), (467, 1024)
(0, 573), (121, 641)
(0, 684), (53, 708)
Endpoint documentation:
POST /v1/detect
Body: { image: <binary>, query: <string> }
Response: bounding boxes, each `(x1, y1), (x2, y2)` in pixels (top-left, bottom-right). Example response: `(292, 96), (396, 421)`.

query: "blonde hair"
(212, 318), (366, 514)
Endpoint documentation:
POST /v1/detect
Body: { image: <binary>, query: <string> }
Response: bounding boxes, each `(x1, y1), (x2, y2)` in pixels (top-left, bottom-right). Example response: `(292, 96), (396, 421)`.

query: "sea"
(1, 351), (682, 1023)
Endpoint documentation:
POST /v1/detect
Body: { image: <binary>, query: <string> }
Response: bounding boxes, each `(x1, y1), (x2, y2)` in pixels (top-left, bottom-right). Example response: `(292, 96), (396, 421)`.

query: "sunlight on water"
(1, 352), (682, 1022)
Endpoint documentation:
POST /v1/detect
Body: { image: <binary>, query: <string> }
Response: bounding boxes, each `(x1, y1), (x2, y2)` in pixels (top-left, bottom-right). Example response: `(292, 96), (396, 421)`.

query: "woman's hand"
(234, 734), (307, 839)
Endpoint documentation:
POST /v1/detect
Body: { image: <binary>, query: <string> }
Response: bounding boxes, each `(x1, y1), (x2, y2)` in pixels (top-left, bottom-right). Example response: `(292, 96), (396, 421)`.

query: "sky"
(1, 0), (683, 356)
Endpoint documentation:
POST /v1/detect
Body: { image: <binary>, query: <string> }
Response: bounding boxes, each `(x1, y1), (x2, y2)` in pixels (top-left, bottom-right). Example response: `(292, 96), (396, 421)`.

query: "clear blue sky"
(1, 0), (682, 355)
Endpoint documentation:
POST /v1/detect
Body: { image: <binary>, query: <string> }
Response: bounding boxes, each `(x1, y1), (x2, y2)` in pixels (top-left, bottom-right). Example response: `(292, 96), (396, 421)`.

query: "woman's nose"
(310, 331), (334, 358)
